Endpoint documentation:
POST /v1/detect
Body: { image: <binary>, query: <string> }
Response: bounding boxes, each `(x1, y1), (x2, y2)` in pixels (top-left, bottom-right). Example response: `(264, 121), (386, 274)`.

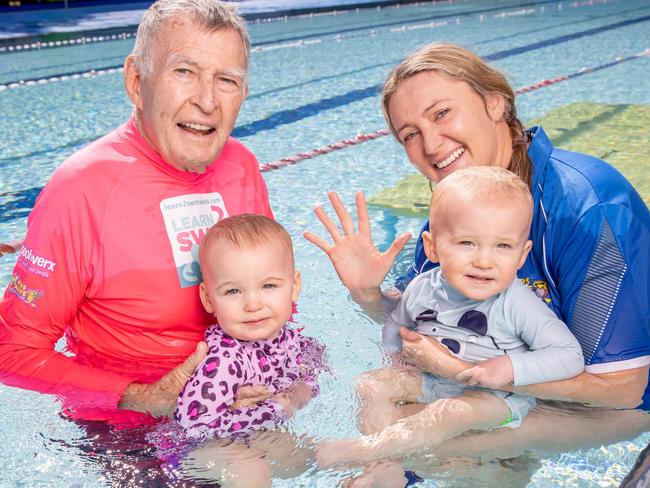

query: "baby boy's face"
(199, 239), (300, 341)
(427, 194), (532, 301)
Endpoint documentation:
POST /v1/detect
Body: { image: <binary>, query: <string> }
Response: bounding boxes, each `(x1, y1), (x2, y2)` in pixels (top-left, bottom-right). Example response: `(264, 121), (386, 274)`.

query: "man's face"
(127, 17), (248, 173)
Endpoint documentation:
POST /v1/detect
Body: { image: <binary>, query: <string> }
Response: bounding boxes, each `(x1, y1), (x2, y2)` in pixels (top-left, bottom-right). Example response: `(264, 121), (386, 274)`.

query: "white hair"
(131, 0), (250, 78)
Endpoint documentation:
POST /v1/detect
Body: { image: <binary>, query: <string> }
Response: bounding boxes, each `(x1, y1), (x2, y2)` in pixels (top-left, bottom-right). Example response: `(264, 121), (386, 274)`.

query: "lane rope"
(0, 47), (648, 254)
(259, 129), (389, 172)
(257, 48), (650, 172)
(0, 0), (448, 54)
(1, 0), (613, 55)
(0, 0), (609, 87)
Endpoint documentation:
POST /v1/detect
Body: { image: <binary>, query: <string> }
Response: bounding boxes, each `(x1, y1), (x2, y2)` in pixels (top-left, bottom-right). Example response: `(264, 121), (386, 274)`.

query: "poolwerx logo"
(18, 246), (57, 272)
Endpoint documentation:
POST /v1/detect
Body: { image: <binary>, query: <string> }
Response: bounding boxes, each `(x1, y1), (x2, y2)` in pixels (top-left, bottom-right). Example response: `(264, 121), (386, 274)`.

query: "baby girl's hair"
(429, 166), (533, 230)
(200, 214), (293, 269)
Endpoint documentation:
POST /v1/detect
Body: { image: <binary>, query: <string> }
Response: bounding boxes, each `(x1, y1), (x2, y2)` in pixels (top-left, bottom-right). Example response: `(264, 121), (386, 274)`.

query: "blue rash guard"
(397, 126), (650, 410)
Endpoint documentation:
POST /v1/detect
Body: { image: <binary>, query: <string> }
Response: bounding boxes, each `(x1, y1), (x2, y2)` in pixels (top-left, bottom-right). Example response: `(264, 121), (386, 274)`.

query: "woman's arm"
(547, 204), (650, 408)
(511, 366), (648, 409)
(400, 329), (648, 408)
(303, 191), (410, 322)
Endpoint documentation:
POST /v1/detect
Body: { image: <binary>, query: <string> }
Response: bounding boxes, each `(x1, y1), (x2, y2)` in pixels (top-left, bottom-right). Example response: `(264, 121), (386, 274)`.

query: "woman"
(304, 43), (650, 462)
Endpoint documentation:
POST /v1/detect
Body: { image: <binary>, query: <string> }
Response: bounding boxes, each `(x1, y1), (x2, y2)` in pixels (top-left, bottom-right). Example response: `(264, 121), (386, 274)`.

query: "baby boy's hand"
(455, 355), (514, 390)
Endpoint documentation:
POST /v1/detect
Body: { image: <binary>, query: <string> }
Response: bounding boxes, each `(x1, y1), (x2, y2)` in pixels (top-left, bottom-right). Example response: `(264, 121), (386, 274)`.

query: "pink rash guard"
(0, 116), (273, 412)
(175, 325), (323, 439)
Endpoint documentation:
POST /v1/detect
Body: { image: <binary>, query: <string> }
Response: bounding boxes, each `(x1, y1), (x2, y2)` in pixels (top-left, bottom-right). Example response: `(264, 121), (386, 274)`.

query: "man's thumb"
(177, 341), (208, 379)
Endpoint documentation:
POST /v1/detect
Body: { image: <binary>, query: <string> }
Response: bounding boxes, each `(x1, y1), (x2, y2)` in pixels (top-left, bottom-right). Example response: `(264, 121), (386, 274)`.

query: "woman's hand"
(399, 328), (471, 378)
(303, 191), (411, 302)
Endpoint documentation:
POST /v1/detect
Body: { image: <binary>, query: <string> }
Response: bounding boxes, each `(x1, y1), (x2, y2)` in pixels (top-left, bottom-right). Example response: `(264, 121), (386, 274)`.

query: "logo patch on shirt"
(521, 277), (551, 304)
(7, 274), (43, 307)
(160, 193), (228, 288)
(17, 246), (56, 279)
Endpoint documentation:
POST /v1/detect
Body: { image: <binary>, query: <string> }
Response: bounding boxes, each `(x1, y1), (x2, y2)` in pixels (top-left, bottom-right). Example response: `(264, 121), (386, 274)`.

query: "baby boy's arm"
(503, 282), (585, 386)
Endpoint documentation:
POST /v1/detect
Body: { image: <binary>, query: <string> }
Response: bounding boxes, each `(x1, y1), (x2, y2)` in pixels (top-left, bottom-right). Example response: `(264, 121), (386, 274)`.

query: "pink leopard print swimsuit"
(175, 324), (323, 439)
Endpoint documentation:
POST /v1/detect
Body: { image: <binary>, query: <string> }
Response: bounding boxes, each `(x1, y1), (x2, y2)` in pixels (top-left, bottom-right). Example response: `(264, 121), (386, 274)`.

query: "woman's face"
(388, 70), (512, 182)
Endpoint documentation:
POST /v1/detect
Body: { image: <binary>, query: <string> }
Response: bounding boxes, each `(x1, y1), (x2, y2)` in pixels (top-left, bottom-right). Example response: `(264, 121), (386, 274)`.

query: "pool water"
(1, 0), (649, 486)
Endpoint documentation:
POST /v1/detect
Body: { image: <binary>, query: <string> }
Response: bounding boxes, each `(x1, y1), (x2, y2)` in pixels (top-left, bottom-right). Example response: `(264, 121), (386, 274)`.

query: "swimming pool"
(1, 0), (649, 485)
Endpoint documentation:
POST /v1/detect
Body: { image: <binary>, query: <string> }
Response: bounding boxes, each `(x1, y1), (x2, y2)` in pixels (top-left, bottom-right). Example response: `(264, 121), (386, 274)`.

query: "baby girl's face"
(199, 239), (301, 341)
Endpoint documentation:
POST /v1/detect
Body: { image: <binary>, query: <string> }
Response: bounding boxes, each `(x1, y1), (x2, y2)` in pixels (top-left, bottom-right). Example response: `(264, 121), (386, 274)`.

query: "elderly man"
(0, 0), (271, 419)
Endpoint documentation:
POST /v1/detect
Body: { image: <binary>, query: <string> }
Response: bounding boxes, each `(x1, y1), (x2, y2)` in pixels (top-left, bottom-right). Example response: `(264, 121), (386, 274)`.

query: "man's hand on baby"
(119, 341), (208, 417)
(455, 355), (514, 389)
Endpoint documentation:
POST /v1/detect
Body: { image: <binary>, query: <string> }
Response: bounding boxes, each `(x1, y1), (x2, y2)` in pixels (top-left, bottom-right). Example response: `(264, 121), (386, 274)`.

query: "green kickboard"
(368, 102), (650, 217)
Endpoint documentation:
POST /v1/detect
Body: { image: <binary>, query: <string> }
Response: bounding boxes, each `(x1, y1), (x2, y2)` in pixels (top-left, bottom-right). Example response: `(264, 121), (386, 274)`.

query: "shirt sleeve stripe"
(571, 221), (627, 363)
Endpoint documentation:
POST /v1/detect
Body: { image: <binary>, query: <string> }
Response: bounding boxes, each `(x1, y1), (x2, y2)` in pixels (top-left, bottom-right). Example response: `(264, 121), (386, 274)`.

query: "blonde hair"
(200, 214), (293, 272)
(430, 166), (533, 231)
(131, 0), (250, 78)
(381, 43), (531, 187)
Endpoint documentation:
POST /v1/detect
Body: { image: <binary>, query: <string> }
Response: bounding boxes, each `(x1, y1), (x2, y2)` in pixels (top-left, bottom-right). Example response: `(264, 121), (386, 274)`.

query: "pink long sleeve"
(0, 117), (273, 415)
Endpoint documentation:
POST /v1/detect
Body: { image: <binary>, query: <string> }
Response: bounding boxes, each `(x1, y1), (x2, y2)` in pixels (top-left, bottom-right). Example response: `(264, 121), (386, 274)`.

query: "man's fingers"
(175, 341), (208, 380)
(119, 343), (207, 418)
